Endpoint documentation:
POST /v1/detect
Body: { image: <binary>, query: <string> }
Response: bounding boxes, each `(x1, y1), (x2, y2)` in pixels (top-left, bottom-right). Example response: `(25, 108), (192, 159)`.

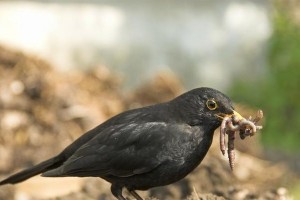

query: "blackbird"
(0, 87), (244, 200)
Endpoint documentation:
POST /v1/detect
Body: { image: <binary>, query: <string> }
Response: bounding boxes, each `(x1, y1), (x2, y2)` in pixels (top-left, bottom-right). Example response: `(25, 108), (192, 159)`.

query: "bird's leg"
(111, 184), (126, 200)
(117, 195), (126, 200)
(129, 190), (143, 200)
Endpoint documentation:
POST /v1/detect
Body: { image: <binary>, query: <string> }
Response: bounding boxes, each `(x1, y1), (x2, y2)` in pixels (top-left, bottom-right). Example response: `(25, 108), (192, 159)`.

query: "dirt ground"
(0, 46), (295, 200)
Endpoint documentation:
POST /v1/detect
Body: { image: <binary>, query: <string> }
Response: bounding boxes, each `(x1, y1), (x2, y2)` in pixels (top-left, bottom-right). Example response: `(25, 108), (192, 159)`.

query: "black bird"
(0, 87), (243, 200)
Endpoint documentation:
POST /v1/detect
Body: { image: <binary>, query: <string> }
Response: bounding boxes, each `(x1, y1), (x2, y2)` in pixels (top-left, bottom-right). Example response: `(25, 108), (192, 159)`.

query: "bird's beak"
(215, 110), (244, 121)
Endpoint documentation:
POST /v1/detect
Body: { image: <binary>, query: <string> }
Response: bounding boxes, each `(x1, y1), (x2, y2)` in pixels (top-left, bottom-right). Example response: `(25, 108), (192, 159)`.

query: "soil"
(0, 46), (294, 200)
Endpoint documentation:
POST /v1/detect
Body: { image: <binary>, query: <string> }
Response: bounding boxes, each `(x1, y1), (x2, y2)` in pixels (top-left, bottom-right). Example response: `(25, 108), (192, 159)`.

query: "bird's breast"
(161, 127), (214, 170)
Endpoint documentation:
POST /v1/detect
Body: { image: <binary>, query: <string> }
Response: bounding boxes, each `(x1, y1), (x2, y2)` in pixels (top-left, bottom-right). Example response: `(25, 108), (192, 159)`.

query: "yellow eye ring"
(206, 99), (218, 110)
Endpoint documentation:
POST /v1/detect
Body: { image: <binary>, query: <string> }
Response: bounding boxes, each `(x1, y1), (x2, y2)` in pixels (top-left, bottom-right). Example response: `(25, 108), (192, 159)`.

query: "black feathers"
(0, 87), (234, 200)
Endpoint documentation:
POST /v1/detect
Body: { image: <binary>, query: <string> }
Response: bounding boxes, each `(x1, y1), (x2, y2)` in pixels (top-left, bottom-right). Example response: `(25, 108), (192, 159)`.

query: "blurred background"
(0, 0), (299, 200)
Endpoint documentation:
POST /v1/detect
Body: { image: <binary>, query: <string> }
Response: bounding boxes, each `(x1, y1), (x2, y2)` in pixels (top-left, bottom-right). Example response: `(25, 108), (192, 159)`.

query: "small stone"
(10, 80), (25, 95)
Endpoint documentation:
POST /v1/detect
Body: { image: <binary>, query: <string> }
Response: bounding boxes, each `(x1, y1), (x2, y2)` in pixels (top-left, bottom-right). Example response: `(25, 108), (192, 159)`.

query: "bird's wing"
(43, 121), (191, 178)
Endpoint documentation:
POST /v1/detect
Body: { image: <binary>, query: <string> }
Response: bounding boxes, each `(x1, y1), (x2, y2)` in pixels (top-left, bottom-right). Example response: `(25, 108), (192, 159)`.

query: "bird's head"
(172, 87), (244, 130)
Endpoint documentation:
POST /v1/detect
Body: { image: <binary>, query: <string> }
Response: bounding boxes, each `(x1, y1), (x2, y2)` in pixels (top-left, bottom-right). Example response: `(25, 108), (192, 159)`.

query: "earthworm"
(220, 110), (263, 170)
(253, 110), (264, 124)
(220, 116), (229, 155)
(227, 131), (235, 170)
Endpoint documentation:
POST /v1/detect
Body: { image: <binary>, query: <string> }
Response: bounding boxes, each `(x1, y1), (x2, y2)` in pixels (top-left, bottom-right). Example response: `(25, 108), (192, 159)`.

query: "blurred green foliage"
(229, 6), (300, 153)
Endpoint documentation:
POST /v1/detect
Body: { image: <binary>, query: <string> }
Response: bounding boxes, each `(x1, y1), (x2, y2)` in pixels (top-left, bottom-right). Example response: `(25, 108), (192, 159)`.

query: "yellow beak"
(232, 110), (244, 121)
(216, 110), (244, 121)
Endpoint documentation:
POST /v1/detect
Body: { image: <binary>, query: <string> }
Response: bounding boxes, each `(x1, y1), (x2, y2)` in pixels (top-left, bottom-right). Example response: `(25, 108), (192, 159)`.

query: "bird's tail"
(0, 156), (62, 185)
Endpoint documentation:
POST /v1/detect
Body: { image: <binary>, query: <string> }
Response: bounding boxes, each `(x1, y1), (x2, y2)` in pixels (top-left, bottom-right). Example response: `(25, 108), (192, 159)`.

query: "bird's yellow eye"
(206, 99), (218, 110)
